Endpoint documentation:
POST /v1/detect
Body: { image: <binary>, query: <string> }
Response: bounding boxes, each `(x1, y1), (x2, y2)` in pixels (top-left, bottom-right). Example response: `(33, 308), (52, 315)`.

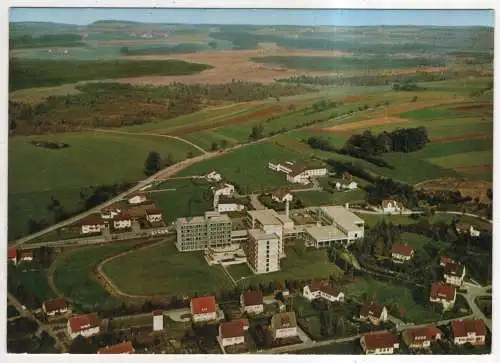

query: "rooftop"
(43, 297), (68, 313)
(68, 313), (99, 333)
(97, 341), (135, 354)
(191, 296), (216, 315)
(430, 282), (456, 301)
(248, 228), (279, 241)
(391, 243), (415, 257)
(451, 319), (486, 338)
(219, 319), (249, 339)
(305, 225), (346, 241)
(248, 209), (282, 226)
(319, 205), (364, 231)
(362, 332), (398, 349)
(242, 291), (263, 306)
(271, 312), (297, 330)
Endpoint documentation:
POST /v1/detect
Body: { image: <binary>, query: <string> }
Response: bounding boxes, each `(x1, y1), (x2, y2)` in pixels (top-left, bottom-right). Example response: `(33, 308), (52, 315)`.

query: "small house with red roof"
(429, 282), (456, 311)
(127, 192), (148, 205)
(303, 281), (344, 303)
(67, 313), (100, 339)
(359, 300), (388, 325)
(8, 247), (17, 265)
(146, 207), (163, 224)
(402, 326), (442, 349)
(218, 319), (249, 347)
(443, 262), (466, 287)
(360, 331), (399, 354)
(190, 296), (217, 323)
(240, 291), (264, 315)
(112, 213), (132, 230)
(80, 215), (106, 234)
(97, 341), (135, 354)
(19, 251), (34, 263)
(381, 200), (401, 214)
(42, 297), (70, 317)
(451, 319), (487, 346)
(391, 243), (415, 264)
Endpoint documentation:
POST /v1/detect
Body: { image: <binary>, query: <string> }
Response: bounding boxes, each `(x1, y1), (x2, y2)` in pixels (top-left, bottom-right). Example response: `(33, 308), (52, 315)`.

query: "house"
(360, 332), (399, 354)
(402, 327), (442, 349)
(271, 188), (293, 203)
(286, 165), (327, 185)
(80, 215), (106, 234)
(335, 181), (358, 191)
(381, 200), (401, 214)
(429, 282), (456, 311)
(391, 243), (415, 263)
(443, 263), (466, 287)
(190, 296), (217, 323)
(19, 251), (34, 263)
(240, 291), (264, 315)
(218, 319), (249, 347)
(268, 160), (295, 174)
(212, 183), (235, 198)
(359, 300), (388, 325)
(146, 208), (163, 223)
(451, 319), (487, 346)
(97, 341), (135, 354)
(456, 224), (481, 237)
(205, 170), (223, 182)
(112, 213), (132, 230)
(469, 226), (481, 237)
(67, 313), (100, 339)
(271, 312), (298, 340)
(100, 205), (121, 220)
(127, 192), (148, 205)
(8, 247), (17, 265)
(42, 297), (70, 317)
(440, 256), (455, 267)
(303, 281), (344, 303)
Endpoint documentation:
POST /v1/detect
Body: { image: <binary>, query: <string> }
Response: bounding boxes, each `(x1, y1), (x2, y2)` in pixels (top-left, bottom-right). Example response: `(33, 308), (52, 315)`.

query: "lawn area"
(356, 213), (417, 228)
(102, 240), (234, 297)
(428, 150), (492, 169)
(294, 189), (365, 207)
(176, 142), (312, 193)
(343, 275), (441, 323)
(8, 132), (201, 240)
(400, 232), (449, 252)
(238, 239), (343, 287)
(475, 296), (492, 319)
(11, 267), (56, 303)
(430, 214), (492, 232)
(226, 263), (254, 281)
(149, 179), (213, 222)
(52, 241), (145, 308)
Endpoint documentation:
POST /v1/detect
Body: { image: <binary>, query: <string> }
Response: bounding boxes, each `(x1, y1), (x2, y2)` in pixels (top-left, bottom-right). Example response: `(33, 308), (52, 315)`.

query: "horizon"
(9, 8), (495, 27)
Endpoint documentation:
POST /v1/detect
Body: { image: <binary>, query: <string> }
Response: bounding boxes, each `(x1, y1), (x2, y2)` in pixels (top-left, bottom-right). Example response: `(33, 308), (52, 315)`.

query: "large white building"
(286, 165), (327, 184)
(268, 160), (295, 174)
(244, 229), (280, 274)
(175, 212), (232, 252)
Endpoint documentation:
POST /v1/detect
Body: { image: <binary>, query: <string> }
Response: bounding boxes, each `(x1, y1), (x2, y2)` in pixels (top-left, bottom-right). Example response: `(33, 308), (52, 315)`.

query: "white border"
(1, 2), (498, 363)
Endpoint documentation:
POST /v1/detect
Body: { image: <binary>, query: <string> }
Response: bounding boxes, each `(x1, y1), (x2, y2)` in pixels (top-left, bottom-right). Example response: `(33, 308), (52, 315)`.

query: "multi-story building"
(175, 211), (232, 252)
(244, 229), (280, 274)
(316, 206), (365, 242)
(286, 164), (327, 184)
(391, 243), (415, 264)
(67, 314), (100, 340)
(271, 312), (298, 340)
(247, 209), (293, 258)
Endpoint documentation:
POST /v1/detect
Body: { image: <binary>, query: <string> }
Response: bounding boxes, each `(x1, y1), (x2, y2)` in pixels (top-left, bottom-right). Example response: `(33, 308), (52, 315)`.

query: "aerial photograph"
(6, 7), (493, 355)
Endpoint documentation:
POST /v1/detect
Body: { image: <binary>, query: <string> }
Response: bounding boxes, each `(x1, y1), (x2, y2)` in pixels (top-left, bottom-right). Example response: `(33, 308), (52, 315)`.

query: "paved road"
(250, 194), (266, 210)
(460, 282), (492, 331)
(7, 292), (67, 352)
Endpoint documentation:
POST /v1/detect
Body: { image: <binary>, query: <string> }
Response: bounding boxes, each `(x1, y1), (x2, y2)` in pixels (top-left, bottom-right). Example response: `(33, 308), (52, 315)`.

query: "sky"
(9, 8), (495, 27)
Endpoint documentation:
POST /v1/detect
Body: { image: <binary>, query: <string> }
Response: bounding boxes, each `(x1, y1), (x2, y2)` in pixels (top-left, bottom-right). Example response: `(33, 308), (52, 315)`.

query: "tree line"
(9, 33), (83, 49)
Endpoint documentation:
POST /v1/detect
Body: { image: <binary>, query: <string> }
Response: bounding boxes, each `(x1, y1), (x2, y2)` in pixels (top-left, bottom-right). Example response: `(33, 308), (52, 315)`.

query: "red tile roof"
(288, 164), (308, 177)
(219, 319), (248, 339)
(451, 319), (487, 338)
(146, 208), (163, 215)
(310, 281), (342, 297)
(191, 296), (216, 315)
(98, 341), (135, 354)
(391, 243), (415, 257)
(360, 300), (385, 319)
(68, 313), (99, 333)
(242, 291), (263, 306)
(8, 247), (17, 259)
(440, 256), (455, 266)
(21, 251), (34, 258)
(444, 263), (465, 277)
(362, 332), (398, 350)
(152, 310), (163, 316)
(81, 215), (105, 226)
(43, 298), (68, 313)
(113, 213), (131, 221)
(404, 327), (442, 343)
(430, 282), (456, 301)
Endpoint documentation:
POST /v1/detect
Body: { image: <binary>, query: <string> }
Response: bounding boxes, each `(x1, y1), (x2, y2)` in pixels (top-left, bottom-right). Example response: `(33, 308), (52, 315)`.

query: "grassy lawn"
(238, 239), (343, 287)
(11, 267), (56, 303)
(176, 142), (313, 193)
(8, 132), (201, 240)
(294, 189), (365, 207)
(52, 241), (144, 308)
(428, 150), (492, 169)
(357, 213), (417, 228)
(149, 179), (213, 222)
(226, 263), (254, 281)
(102, 240), (234, 296)
(400, 232), (449, 252)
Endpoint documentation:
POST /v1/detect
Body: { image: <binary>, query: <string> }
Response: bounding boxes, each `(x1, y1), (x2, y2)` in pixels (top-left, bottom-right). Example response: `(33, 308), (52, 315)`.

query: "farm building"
(429, 282), (456, 311)
(359, 300), (388, 325)
(360, 332), (399, 355)
(80, 215), (106, 234)
(443, 263), (466, 287)
(212, 183), (235, 198)
(303, 281), (344, 303)
(42, 297), (70, 317)
(67, 313), (100, 339)
(190, 296), (217, 323)
(218, 319), (249, 347)
(240, 291), (264, 315)
(97, 341), (135, 354)
(402, 326), (442, 349)
(271, 312), (298, 340)
(451, 319), (487, 346)
(244, 229), (280, 274)
(268, 160), (295, 174)
(271, 188), (293, 203)
(127, 192), (148, 205)
(391, 244), (415, 264)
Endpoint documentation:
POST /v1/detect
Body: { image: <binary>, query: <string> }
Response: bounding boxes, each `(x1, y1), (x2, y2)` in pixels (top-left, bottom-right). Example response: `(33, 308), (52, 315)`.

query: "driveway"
(164, 308), (191, 322)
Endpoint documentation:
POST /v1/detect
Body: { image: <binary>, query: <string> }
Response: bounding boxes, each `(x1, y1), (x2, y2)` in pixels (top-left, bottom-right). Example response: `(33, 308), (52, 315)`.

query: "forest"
(9, 33), (84, 49)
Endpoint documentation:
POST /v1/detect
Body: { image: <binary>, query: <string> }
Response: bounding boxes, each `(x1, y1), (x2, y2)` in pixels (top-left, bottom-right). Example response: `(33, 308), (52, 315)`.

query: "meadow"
(294, 189), (366, 207)
(102, 240), (234, 296)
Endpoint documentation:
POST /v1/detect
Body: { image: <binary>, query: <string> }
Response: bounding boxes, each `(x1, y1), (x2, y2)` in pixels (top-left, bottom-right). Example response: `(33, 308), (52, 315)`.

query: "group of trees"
(249, 123), (264, 140)
(144, 151), (174, 176)
(9, 33), (83, 49)
(392, 81), (423, 91)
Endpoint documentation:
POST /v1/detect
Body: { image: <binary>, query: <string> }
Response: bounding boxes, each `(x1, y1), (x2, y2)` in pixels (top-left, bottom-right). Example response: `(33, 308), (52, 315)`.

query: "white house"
(146, 208), (163, 224)
(113, 214), (132, 230)
(19, 251), (34, 263)
(80, 215), (106, 234)
(286, 165), (327, 185)
(359, 300), (388, 325)
(43, 298), (70, 317)
(443, 263), (466, 287)
(391, 244), (415, 264)
(190, 296), (217, 323)
(212, 183), (235, 198)
(303, 282), (344, 303)
(271, 312), (298, 340)
(205, 170), (223, 182)
(429, 282), (456, 311)
(335, 181), (358, 190)
(218, 319), (249, 347)
(469, 226), (481, 237)
(240, 291), (264, 315)
(403, 327), (442, 349)
(67, 314), (100, 340)
(271, 188), (293, 203)
(127, 192), (148, 205)
(451, 319), (487, 346)
(381, 200), (401, 214)
(360, 332), (399, 355)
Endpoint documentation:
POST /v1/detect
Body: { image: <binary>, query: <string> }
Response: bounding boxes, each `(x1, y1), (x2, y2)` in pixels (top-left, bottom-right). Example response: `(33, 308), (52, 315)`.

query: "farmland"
(102, 240), (234, 296)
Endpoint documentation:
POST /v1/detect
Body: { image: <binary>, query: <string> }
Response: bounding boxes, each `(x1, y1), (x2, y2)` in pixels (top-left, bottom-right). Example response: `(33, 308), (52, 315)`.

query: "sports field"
(102, 241), (234, 296)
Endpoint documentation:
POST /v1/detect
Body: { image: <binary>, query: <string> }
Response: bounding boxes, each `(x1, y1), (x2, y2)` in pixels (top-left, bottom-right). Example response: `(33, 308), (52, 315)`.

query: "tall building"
(244, 229), (280, 274)
(175, 211), (232, 251)
(247, 209), (294, 258)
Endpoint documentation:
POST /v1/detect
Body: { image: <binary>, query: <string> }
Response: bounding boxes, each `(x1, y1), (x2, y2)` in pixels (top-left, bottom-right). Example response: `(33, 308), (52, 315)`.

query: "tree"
(208, 41), (217, 49)
(211, 142), (219, 151)
(335, 316), (345, 336)
(144, 151), (161, 176)
(249, 124), (264, 140)
(220, 139), (228, 149)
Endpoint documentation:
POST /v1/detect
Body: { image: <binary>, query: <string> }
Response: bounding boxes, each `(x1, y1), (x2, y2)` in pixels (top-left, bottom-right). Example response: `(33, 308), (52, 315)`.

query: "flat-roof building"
(244, 229), (280, 274)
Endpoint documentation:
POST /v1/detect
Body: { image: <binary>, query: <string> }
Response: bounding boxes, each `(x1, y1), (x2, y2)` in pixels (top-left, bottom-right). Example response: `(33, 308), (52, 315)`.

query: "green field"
(294, 189), (365, 207)
(102, 241), (234, 296)
(11, 268), (56, 303)
(400, 232), (449, 252)
(52, 241), (144, 308)
(226, 263), (254, 281)
(8, 132), (201, 241)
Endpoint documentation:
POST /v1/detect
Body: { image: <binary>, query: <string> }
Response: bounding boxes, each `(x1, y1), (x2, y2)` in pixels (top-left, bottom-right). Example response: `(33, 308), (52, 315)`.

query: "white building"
(217, 202), (245, 213)
(268, 160), (295, 174)
(271, 312), (298, 340)
(360, 332), (399, 355)
(240, 291), (264, 315)
(205, 170), (223, 182)
(42, 298), (69, 317)
(429, 282), (456, 311)
(19, 252), (34, 263)
(303, 282), (344, 303)
(128, 193), (148, 205)
(381, 200), (401, 214)
(190, 296), (217, 323)
(218, 319), (249, 347)
(403, 327), (443, 349)
(100, 206), (121, 220)
(67, 314), (100, 340)
(469, 226), (481, 237)
(271, 188), (293, 203)
(335, 181), (358, 190)
(212, 183), (235, 198)
(443, 263), (466, 287)
(146, 208), (163, 224)
(153, 310), (164, 332)
(391, 244), (415, 264)
(80, 216), (106, 234)
(359, 300), (388, 325)
(286, 165), (327, 185)
(113, 214), (132, 230)
(244, 229), (280, 274)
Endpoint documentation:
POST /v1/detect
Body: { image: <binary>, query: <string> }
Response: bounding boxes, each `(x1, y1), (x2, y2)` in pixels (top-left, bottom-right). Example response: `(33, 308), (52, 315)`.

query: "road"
(249, 194), (266, 210)
(460, 282), (492, 331)
(7, 292), (67, 352)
